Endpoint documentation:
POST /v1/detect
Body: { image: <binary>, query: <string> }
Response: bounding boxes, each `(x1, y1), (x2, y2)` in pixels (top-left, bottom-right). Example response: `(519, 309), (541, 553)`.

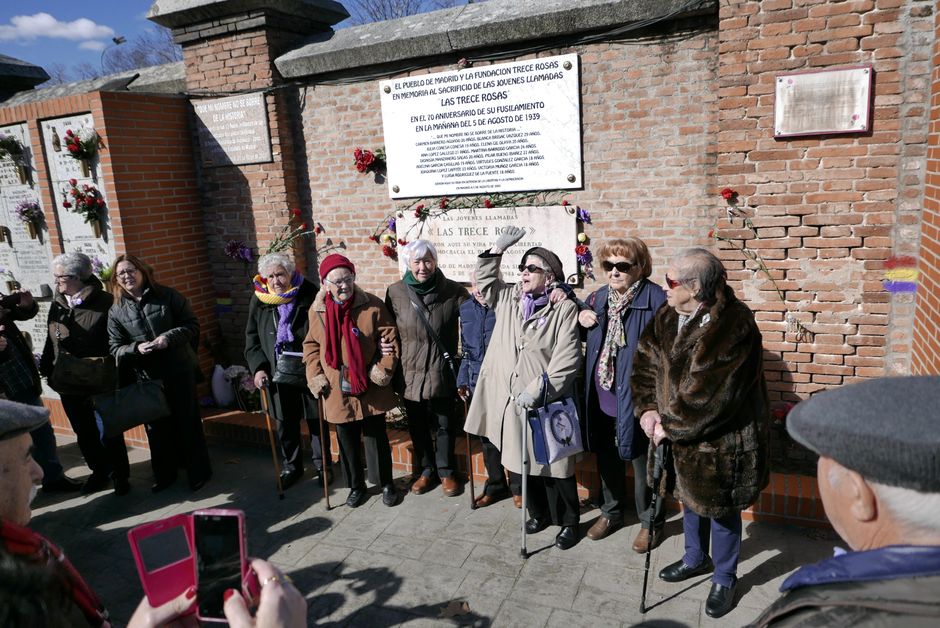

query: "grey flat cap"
(0, 399), (50, 441)
(786, 376), (940, 492)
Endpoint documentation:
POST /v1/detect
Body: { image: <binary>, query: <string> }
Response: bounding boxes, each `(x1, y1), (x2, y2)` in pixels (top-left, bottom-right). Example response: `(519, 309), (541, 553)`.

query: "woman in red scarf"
(302, 255), (401, 508)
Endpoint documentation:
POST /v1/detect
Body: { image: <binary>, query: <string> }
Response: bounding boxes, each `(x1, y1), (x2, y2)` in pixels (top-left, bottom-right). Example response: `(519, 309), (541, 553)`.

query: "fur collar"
(659, 285), (749, 364)
(313, 285), (369, 312)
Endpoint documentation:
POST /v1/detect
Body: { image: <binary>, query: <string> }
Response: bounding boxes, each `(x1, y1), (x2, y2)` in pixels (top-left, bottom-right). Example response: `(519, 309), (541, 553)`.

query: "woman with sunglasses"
(575, 238), (666, 549)
(631, 248), (769, 619)
(464, 226), (583, 550)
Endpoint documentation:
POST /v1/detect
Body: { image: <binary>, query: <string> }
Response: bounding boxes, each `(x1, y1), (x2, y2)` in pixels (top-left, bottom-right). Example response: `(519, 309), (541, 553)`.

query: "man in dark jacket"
(751, 376), (940, 627)
(0, 287), (80, 493)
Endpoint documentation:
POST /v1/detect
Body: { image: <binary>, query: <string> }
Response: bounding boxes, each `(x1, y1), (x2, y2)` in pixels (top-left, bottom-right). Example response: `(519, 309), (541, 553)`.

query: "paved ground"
(32, 437), (839, 627)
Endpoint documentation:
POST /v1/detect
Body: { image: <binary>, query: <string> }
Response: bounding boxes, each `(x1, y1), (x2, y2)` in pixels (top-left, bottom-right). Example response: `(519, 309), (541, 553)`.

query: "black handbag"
(272, 350), (307, 388)
(49, 349), (115, 395)
(92, 377), (170, 438)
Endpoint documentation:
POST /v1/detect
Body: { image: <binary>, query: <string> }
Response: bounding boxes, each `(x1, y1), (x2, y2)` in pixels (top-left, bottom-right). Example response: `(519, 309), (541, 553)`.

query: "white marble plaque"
(774, 65), (873, 137)
(395, 206), (577, 283)
(193, 93), (272, 167)
(40, 114), (99, 182)
(380, 54), (582, 198)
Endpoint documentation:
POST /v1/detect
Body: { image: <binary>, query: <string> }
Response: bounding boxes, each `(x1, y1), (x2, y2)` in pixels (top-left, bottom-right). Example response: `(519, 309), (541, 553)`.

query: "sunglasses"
(518, 264), (545, 274)
(601, 261), (635, 273)
(664, 274), (683, 289)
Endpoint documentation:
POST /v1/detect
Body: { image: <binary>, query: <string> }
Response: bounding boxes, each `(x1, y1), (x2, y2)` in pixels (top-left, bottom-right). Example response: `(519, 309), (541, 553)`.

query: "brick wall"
(912, 0), (940, 374)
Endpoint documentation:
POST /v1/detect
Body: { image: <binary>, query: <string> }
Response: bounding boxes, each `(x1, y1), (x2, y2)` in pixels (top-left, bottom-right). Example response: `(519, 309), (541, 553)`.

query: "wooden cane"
(463, 398), (476, 509)
(316, 396), (331, 511)
(259, 385), (285, 500)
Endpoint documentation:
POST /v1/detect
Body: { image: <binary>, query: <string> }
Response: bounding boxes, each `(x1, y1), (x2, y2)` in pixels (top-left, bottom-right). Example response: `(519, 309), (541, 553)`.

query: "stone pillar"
(147, 0), (348, 359)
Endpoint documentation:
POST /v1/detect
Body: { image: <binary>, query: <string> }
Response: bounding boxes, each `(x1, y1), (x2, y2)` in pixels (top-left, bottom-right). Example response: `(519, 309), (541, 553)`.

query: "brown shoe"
(473, 492), (507, 508)
(512, 495), (523, 509)
(586, 516), (621, 541)
(632, 526), (665, 553)
(441, 476), (462, 497)
(411, 475), (439, 495)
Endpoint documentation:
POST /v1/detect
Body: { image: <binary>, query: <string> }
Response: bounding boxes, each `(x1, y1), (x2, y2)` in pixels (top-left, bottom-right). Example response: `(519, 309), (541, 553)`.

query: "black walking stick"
(315, 396), (332, 511)
(463, 398), (477, 509)
(259, 384), (285, 500)
(640, 440), (671, 614)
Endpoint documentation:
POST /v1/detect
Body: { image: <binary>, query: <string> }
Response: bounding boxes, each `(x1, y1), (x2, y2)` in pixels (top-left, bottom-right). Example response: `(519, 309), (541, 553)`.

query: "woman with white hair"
(39, 251), (129, 495)
(245, 251), (330, 489)
(385, 239), (469, 497)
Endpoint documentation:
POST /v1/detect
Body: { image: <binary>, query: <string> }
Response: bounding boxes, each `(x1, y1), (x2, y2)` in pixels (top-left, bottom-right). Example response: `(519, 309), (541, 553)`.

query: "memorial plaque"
(40, 114), (99, 182)
(193, 93), (273, 167)
(380, 54), (582, 198)
(395, 206), (577, 283)
(0, 123), (32, 187)
(774, 65), (873, 138)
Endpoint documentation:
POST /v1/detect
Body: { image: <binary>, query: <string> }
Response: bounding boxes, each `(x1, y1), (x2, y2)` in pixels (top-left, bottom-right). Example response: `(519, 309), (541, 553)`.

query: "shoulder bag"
(405, 286), (458, 385)
(272, 350), (307, 388)
(48, 319), (115, 395)
(527, 372), (583, 465)
(92, 355), (170, 438)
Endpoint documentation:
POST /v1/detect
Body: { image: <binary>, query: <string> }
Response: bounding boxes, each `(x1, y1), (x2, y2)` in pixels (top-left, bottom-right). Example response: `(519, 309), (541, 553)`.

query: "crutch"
(520, 408), (530, 559)
(315, 396), (332, 511)
(464, 399), (477, 509)
(259, 384), (285, 500)
(640, 440), (671, 613)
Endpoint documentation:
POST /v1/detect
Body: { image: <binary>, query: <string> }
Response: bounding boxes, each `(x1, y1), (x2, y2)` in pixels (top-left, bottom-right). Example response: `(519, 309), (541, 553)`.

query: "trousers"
(682, 508), (743, 588)
(335, 414), (393, 490)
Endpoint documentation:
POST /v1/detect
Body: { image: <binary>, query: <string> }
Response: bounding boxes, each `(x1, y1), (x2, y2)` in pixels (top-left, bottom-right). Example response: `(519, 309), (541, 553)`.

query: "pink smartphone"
(127, 514), (196, 608)
(193, 509), (248, 623)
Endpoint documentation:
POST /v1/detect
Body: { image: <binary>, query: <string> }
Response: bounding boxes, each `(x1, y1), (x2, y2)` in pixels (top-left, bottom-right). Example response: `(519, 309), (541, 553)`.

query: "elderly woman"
(245, 252), (329, 489)
(465, 226), (582, 550)
(632, 248), (770, 618)
(575, 238), (666, 547)
(303, 254), (399, 507)
(385, 240), (469, 497)
(107, 254), (212, 493)
(39, 252), (129, 495)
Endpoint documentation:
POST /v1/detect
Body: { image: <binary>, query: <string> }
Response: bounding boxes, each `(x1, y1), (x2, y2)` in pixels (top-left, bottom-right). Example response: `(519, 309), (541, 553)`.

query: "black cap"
(521, 246), (564, 282)
(0, 399), (50, 441)
(786, 376), (940, 492)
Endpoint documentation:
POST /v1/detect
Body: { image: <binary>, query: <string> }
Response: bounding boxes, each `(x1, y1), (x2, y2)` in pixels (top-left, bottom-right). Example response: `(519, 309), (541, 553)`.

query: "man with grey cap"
(0, 399), (46, 526)
(752, 376), (940, 627)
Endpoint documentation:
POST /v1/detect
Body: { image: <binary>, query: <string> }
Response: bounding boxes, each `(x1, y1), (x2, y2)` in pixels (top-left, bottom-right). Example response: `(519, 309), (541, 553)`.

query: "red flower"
(96, 199), (105, 207)
(416, 204), (424, 211)
(720, 187), (737, 200)
(484, 198), (492, 209)
(414, 209), (422, 218)
(69, 178), (77, 186)
(65, 129), (74, 137)
(314, 225), (322, 235)
(561, 200), (569, 206)
(439, 197), (448, 209)
(575, 244), (589, 256)
(62, 201), (72, 208)
(67, 145), (79, 153)
(353, 148), (362, 159)
(708, 229), (715, 238)
(359, 151), (374, 167)
(300, 222), (308, 229)
(290, 208), (301, 217)
(398, 239), (407, 246)
(369, 235), (380, 242)
(382, 245), (396, 258)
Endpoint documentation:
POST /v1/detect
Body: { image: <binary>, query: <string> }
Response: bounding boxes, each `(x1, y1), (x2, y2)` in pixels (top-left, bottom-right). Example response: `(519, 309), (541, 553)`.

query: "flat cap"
(0, 399), (50, 441)
(786, 376), (940, 492)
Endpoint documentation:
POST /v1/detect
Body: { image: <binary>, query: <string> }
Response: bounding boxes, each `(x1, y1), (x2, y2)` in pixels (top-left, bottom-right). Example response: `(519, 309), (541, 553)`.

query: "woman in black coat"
(245, 252), (329, 489)
(107, 254), (212, 493)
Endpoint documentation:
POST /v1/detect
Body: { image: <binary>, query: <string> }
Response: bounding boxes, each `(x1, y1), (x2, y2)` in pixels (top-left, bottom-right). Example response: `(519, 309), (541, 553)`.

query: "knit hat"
(0, 400), (50, 442)
(521, 246), (564, 282)
(786, 376), (940, 492)
(318, 254), (355, 281)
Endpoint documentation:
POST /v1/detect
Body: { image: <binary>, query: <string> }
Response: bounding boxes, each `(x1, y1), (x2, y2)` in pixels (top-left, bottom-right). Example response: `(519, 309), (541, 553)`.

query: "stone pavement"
(31, 438), (839, 627)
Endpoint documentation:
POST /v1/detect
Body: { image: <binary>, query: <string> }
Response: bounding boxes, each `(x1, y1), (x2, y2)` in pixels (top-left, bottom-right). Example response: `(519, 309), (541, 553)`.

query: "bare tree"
(346, 0), (476, 25)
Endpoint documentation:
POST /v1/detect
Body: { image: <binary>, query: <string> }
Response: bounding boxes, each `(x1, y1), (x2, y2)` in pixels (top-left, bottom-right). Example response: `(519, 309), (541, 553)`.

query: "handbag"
(526, 373), (583, 465)
(49, 350), (115, 395)
(272, 350), (307, 388)
(92, 358), (170, 437)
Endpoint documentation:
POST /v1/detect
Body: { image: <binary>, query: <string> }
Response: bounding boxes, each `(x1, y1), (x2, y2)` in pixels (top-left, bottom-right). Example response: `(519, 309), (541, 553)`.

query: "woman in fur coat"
(631, 248), (770, 619)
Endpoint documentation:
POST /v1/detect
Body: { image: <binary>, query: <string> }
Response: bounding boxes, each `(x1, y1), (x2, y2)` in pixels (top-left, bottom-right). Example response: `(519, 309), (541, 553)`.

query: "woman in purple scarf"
(245, 252), (330, 489)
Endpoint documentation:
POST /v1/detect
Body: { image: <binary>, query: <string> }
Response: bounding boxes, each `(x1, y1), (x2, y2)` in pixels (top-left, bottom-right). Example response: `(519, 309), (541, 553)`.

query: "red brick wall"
(913, 0), (940, 374)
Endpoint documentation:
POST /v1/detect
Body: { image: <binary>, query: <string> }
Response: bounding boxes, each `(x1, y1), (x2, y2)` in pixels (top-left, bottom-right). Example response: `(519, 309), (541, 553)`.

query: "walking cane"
(259, 384), (285, 500)
(640, 440), (671, 614)
(463, 398), (477, 509)
(315, 396), (332, 511)
(520, 409), (530, 559)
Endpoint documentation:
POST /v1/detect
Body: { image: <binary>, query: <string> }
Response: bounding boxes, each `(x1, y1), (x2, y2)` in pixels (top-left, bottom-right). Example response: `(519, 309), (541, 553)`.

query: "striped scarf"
(252, 271), (303, 305)
(596, 280), (642, 391)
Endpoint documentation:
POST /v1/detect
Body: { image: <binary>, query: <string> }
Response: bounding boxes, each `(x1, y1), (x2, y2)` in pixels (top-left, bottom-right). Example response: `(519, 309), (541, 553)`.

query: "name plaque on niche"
(395, 206), (577, 283)
(380, 54), (582, 199)
(193, 93), (272, 167)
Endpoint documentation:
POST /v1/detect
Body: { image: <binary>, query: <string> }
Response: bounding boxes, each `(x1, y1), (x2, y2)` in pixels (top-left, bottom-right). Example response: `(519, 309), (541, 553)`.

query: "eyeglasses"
(518, 264), (545, 274)
(53, 274), (76, 282)
(601, 261), (635, 273)
(116, 268), (139, 277)
(324, 275), (355, 287)
(664, 274), (684, 290)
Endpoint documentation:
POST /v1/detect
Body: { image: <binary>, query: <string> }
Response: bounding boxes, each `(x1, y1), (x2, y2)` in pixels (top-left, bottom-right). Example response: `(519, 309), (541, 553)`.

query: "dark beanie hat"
(318, 254), (355, 281)
(786, 376), (940, 492)
(0, 400), (50, 441)
(521, 246), (564, 282)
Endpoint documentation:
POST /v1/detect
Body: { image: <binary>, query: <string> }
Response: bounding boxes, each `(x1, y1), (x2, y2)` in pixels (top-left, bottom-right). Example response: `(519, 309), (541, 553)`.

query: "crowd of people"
(1, 229), (939, 625)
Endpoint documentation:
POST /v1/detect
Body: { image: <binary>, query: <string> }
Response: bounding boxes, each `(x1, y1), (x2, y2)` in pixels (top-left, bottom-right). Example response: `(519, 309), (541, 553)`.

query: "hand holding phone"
(223, 559), (307, 628)
(193, 509), (248, 623)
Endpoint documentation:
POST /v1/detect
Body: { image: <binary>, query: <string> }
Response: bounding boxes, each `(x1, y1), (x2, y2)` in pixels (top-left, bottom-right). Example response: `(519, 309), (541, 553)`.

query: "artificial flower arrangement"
(14, 199), (43, 238)
(224, 240), (254, 263)
(223, 365), (260, 411)
(353, 147), (386, 175)
(90, 256), (113, 283)
(61, 179), (105, 231)
(64, 128), (98, 161)
(0, 134), (24, 160)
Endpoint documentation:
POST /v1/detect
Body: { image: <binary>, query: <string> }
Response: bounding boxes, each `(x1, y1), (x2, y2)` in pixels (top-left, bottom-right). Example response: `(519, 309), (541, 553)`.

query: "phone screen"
(194, 514), (242, 619)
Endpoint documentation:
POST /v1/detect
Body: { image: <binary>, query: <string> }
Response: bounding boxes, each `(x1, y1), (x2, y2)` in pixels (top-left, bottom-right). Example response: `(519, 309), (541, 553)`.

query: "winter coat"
(385, 274), (468, 401)
(107, 283), (201, 383)
(582, 281), (666, 460)
(750, 545), (940, 627)
(464, 253), (582, 479)
(39, 277), (115, 394)
(631, 285), (770, 519)
(245, 278), (317, 382)
(302, 286), (400, 424)
(456, 297), (496, 392)
(0, 294), (41, 399)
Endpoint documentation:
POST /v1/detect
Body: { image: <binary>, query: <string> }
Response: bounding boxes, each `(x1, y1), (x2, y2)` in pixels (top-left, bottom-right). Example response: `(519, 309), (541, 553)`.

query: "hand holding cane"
(259, 384), (285, 500)
(640, 440), (670, 614)
(463, 398), (477, 509)
(315, 396), (331, 511)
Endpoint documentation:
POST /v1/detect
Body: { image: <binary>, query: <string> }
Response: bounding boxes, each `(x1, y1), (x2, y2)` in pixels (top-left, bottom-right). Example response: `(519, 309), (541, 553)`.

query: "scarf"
(596, 280), (642, 391)
(403, 268), (441, 295)
(252, 271), (303, 305)
(323, 292), (367, 395)
(0, 519), (109, 627)
(520, 291), (549, 321)
(65, 285), (94, 309)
